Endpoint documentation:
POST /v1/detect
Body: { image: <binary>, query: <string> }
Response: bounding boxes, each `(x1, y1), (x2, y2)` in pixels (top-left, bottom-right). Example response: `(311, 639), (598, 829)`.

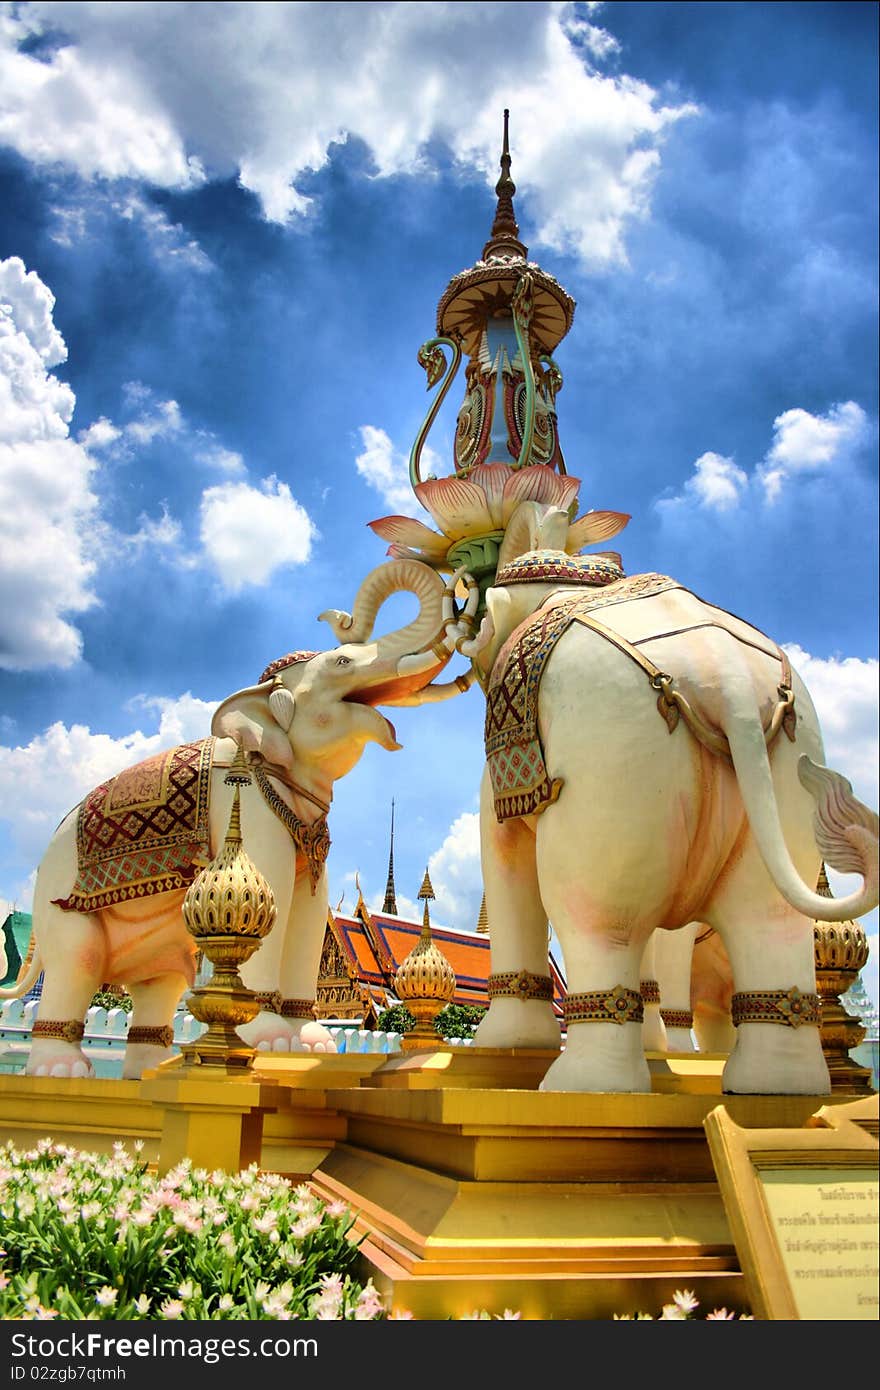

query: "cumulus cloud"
(759, 402), (869, 502)
(0, 256), (100, 670)
(783, 645), (879, 813)
(658, 450), (748, 515)
(0, 2), (696, 265)
(657, 401), (871, 516)
(199, 477), (317, 591)
(0, 692), (218, 877)
(354, 425), (419, 514)
(424, 811), (484, 934)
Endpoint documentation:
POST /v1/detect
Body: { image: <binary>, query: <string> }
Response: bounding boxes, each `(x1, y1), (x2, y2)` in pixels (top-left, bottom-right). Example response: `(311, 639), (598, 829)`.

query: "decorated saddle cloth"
(489, 572), (740, 821)
(54, 738), (215, 913)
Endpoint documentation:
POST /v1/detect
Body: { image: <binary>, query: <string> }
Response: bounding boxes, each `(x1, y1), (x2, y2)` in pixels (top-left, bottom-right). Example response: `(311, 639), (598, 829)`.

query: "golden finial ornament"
(476, 892), (489, 934)
(394, 868), (456, 1050)
(180, 743), (277, 1071)
(812, 863), (874, 1093)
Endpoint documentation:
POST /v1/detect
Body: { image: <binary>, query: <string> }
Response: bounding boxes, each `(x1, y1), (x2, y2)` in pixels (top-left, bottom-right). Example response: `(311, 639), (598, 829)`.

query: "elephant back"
(52, 738), (215, 914)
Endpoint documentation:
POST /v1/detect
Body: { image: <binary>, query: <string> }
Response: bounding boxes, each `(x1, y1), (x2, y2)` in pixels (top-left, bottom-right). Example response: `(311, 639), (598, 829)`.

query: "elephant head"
(211, 559), (475, 791)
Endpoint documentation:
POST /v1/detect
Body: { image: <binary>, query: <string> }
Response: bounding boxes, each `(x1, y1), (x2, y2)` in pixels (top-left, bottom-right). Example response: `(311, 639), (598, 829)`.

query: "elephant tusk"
(387, 672), (474, 705)
(318, 608), (354, 641)
(458, 611), (495, 659)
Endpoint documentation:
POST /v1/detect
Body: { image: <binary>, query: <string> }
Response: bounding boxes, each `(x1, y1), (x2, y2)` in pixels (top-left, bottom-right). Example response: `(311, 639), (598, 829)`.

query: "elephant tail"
(0, 940), (43, 999)
(726, 709), (879, 922)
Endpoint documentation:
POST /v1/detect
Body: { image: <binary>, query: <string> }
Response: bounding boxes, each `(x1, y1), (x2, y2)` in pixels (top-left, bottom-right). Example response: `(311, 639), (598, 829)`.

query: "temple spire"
(382, 800), (398, 916)
(483, 108), (528, 262)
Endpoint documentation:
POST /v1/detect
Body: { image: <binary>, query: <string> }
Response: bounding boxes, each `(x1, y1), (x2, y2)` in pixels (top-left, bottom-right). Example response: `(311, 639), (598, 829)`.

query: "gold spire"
(476, 892), (489, 934)
(382, 800), (398, 915)
(482, 108), (528, 262)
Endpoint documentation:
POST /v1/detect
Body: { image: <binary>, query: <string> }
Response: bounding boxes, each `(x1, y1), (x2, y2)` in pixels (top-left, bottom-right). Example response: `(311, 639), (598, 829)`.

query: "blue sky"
(0, 1), (877, 1008)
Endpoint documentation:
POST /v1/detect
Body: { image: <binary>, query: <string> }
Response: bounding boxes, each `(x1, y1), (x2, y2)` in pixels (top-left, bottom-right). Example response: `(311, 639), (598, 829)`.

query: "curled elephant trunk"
(319, 558), (449, 664)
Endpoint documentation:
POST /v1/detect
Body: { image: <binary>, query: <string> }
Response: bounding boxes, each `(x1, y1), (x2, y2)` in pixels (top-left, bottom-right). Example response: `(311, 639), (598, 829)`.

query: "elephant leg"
(123, 973), (188, 1079)
(638, 931), (667, 1053)
(239, 865), (337, 1053)
(27, 908), (103, 1079)
(473, 768), (560, 1052)
(706, 862), (829, 1096)
(654, 922), (700, 1052)
(691, 929), (736, 1053)
(538, 930), (653, 1093)
(265, 861), (335, 1045)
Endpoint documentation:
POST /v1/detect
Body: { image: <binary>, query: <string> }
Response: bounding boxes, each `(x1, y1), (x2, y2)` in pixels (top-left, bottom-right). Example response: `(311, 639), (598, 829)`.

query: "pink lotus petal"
(469, 463), (514, 527)
(367, 515), (448, 556)
(565, 510), (631, 552)
(500, 465), (581, 524)
(414, 477), (494, 539)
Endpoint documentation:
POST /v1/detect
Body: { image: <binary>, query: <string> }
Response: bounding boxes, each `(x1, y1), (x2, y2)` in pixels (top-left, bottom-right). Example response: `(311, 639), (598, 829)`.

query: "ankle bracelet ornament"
(487, 970), (553, 1001)
(31, 1019), (85, 1044)
(563, 986), (644, 1026)
(127, 1025), (174, 1048)
(731, 987), (820, 1028)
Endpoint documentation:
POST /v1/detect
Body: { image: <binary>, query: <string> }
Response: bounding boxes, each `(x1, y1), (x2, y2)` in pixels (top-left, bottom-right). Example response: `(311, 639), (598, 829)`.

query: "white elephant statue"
(638, 922), (737, 1055)
(1, 560), (477, 1080)
(457, 549), (878, 1095)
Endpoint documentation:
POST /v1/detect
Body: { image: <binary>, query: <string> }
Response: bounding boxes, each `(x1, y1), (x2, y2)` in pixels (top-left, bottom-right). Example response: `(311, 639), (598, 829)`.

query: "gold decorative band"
(564, 986), (644, 1026)
(254, 991), (283, 1014)
(31, 1019), (85, 1044)
(731, 987), (820, 1029)
(640, 978), (660, 1004)
(280, 998), (316, 1019)
(127, 1025), (174, 1049)
(487, 970), (554, 1002)
(660, 1008), (694, 1029)
(431, 638), (451, 661)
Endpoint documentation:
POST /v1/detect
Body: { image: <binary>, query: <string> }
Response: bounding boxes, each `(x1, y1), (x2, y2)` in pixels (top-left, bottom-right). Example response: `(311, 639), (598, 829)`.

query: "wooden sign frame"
(704, 1095), (879, 1320)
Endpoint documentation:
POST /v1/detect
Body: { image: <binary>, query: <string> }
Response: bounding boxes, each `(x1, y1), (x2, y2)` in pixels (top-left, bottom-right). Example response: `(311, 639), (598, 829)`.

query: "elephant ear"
(211, 683), (296, 777)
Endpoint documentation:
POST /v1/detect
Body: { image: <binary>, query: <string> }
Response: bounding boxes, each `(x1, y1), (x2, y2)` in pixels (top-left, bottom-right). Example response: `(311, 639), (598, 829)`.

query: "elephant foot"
(27, 1040), (94, 1079)
(473, 999), (561, 1051)
(122, 1044), (175, 1079)
(238, 1012), (338, 1054)
(722, 1024), (830, 1095)
(641, 1007), (667, 1053)
(540, 1024), (652, 1093)
(663, 1026), (697, 1052)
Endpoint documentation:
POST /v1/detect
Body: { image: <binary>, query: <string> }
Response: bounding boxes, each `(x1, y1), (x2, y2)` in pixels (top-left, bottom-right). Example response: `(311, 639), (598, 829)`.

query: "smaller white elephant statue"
(459, 552), (878, 1095)
(1, 559), (475, 1079)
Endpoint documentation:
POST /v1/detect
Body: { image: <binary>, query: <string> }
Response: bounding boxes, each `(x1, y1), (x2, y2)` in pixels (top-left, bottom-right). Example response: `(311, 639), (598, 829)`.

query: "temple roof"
(328, 895), (566, 1017)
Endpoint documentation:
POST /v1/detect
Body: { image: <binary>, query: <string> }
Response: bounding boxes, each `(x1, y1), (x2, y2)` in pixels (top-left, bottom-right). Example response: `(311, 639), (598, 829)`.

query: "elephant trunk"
(320, 559), (449, 664)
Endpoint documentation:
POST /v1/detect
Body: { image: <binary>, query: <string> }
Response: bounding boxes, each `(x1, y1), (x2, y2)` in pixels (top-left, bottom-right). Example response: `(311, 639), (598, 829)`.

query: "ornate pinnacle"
(418, 867), (435, 938)
(483, 109), (528, 262)
(382, 799), (398, 916)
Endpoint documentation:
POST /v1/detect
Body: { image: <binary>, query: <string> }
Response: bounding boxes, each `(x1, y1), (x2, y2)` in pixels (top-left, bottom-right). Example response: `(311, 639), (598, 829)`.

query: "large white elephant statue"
(458, 549), (878, 1095)
(1, 560), (477, 1080)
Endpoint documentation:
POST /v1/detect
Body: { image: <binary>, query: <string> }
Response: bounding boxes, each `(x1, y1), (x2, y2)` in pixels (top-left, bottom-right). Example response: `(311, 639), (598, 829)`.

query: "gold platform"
(0, 1050), (870, 1319)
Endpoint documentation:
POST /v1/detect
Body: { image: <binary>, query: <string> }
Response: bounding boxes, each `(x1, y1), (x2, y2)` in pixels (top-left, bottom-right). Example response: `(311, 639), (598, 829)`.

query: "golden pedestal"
(311, 1082), (857, 1319)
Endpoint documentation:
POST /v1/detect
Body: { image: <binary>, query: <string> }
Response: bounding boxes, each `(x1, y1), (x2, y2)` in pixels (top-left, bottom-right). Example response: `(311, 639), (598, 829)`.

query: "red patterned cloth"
(53, 738), (214, 913)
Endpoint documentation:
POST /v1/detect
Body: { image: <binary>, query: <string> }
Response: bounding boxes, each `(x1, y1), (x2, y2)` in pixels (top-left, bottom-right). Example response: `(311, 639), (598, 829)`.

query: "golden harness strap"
(569, 611), (797, 766)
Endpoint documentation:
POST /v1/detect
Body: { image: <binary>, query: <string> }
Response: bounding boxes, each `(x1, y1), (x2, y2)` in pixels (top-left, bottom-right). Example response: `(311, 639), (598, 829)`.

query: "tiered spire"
(482, 108), (527, 262)
(382, 800), (398, 915)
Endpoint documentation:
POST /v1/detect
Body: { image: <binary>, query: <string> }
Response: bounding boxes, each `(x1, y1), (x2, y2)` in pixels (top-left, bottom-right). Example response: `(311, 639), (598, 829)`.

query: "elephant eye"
(336, 655), (351, 666)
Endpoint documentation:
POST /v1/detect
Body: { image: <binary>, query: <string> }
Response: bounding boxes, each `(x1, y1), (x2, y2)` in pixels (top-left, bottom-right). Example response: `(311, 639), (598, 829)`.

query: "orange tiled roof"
(330, 904), (566, 1016)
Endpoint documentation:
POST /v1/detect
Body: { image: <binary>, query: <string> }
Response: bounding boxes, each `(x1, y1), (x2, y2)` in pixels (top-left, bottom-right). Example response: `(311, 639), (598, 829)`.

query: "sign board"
(705, 1094), (879, 1320)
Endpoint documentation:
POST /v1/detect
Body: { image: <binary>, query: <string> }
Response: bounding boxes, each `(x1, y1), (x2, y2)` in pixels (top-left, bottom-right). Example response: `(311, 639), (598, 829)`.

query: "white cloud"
(199, 477), (317, 591)
(425, 811), (484, 934)
(0, 256), (100, 670)
(657, 450), (748, 515)
(0, 692), (219, 878)
(354, 425), (417, 514)
(125, 397), (183, 445)
(77, 416), (121, 450)
(0, 2), (696, 266)
(195, 443), (246, 476)
(657, 401), (871, 516)
(113, 193), (212, 271)
(759, 402), (869, 502)
(783, 646), (878, 814)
